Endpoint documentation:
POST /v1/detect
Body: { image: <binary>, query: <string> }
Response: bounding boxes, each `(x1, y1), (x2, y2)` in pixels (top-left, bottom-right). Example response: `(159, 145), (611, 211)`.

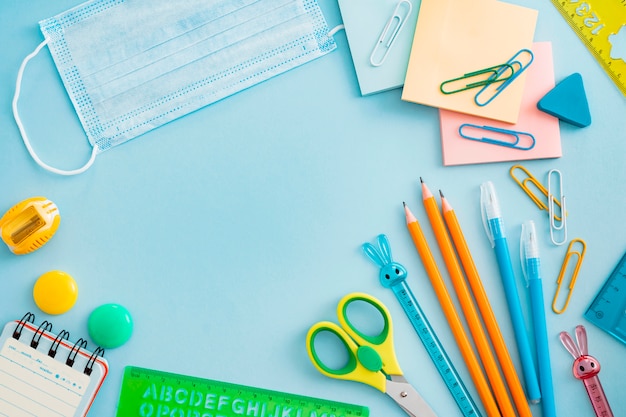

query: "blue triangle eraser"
(537, 73), (591, 127)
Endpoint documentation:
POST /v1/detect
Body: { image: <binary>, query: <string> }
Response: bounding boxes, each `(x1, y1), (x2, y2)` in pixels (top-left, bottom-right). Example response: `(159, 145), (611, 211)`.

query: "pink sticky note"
(439, 42), (561, 166)
(402, 0), (538, 123)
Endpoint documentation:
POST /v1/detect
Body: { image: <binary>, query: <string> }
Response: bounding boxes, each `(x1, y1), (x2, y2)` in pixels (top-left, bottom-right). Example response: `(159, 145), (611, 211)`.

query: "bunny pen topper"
(362, 234), (408, 289)
(559, 325), (614, 417)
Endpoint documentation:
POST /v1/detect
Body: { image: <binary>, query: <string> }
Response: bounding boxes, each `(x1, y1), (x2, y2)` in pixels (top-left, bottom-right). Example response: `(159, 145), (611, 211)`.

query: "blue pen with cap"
(480, 181), (541, 404)
(521, 220), (557, 417)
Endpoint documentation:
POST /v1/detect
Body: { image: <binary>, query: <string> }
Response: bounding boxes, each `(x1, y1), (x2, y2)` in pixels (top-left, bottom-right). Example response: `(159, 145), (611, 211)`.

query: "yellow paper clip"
(548, 169), (567, 245)
(509, 164), (564, 222)
(370, 0), (412, 67)
(552, 238), (586, 314)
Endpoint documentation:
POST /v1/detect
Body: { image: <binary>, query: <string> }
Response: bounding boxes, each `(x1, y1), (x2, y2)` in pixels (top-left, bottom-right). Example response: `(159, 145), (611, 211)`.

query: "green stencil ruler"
(584, 251), (626, 346)
(550, 0), (626, 96)
(116, 366), (369, 417)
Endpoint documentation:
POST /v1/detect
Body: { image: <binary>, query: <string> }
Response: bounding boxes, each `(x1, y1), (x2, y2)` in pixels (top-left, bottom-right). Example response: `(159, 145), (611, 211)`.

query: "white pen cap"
(521, 220), (540, 259)
(480, 181), (503, 247)
(480, 181), (502, 220)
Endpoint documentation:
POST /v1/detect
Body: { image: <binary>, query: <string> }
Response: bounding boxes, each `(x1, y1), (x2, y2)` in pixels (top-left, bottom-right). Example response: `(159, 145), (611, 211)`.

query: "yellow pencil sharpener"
(0, 197), (60, 255)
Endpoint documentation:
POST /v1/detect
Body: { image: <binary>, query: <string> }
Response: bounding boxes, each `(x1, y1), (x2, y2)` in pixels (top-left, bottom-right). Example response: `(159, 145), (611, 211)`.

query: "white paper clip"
(369, 0), (412, 67)
(548, 169), (567, 245)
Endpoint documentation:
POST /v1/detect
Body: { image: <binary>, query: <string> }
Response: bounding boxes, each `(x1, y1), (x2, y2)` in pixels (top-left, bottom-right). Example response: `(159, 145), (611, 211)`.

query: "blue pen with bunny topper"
(362, 234), (482, 417)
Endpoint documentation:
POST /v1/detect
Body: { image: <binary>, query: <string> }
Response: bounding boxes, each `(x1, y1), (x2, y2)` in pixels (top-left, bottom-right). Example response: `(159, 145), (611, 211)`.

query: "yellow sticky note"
(401, 0), (538, 123)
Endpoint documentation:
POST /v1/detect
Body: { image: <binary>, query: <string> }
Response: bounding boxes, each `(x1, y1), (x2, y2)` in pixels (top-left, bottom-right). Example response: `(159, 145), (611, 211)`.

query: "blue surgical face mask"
(13, 0), (336, 175)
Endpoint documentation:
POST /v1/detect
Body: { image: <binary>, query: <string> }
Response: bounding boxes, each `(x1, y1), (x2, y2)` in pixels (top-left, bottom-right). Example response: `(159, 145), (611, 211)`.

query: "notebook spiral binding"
(12, 312), (105, 376)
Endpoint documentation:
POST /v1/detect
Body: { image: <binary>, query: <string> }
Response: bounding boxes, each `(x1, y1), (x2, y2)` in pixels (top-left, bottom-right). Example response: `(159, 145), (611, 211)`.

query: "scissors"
(306, 292), (439, 417)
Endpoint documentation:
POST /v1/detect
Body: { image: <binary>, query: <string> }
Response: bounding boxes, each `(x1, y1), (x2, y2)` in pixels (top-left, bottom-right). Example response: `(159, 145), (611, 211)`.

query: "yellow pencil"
(441, 191), (532, 417)
(420, 179), (515, 417)
(403, 202), (501, 417)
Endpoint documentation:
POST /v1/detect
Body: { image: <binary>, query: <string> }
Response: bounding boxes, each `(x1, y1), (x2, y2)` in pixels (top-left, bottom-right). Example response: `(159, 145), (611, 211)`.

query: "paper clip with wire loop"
(552, 239), (586, 314)
(474, 49), (534, 106)
(548, 169), (567, 245)
(440, 64), (515, 95)
(369, 0), (412, 67)
(509, 165), (564, 222)
(459, 124), (535, 150)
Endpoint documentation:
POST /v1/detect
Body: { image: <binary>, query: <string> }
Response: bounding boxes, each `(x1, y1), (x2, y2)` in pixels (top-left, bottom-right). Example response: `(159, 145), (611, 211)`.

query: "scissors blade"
(386, 376), (439, 417)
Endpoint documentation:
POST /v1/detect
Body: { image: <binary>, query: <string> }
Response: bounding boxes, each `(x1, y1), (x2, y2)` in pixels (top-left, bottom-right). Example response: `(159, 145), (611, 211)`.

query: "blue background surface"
(1, 1), (625, 416)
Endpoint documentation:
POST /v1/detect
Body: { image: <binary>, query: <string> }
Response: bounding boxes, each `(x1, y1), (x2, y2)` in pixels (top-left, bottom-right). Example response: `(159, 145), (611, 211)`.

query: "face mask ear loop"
(327, 24), (344, 37)
(12, 39), (98, 176)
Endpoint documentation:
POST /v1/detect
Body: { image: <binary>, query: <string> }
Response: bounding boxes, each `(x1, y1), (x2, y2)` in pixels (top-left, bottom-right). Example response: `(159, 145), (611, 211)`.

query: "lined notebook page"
(0, 318), (108, 417)
(0, 336), (91, 416)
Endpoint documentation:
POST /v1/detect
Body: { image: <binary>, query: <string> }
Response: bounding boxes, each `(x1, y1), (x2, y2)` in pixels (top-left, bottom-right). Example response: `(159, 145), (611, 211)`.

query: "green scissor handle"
(306, 292), (403, 392)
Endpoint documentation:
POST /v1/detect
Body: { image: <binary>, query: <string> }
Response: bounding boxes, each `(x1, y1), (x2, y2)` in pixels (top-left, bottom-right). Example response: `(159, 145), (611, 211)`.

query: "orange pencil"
(441, 191), (532, 417)
(420, 179), (516, 417)
(403, 202), (501, 417)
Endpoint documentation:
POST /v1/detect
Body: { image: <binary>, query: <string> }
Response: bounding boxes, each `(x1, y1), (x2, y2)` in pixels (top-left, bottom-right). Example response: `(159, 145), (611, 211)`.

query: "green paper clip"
(440, 64), (515, 95)
(459, 123), (535, 150)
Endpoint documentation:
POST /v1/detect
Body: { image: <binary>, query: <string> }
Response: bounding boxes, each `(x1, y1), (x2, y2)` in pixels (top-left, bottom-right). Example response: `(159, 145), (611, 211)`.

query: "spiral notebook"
(0, 313), (108, 417)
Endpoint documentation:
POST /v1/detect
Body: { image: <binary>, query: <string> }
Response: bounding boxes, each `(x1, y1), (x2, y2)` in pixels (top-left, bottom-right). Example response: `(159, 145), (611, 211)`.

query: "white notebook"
(0, 313), (108, 417)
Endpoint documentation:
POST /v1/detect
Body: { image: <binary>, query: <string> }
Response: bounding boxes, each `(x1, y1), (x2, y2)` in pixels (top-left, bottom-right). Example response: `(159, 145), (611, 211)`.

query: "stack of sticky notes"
(338, 0), (421, 96)
(439, 42), (562, 165)
(338, 0), (570, 166)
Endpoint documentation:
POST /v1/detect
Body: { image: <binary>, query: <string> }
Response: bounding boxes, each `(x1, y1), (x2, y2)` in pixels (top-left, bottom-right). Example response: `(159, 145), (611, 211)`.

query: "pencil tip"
(403, 202), (416, 224)
(402, 201), (406, 207)
(439, 190), (444, 198)
(419, 177), (424, 183)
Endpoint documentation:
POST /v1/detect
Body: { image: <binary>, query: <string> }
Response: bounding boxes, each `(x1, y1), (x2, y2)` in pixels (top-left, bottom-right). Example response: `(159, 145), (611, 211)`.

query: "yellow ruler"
(550, 0), (626, 96)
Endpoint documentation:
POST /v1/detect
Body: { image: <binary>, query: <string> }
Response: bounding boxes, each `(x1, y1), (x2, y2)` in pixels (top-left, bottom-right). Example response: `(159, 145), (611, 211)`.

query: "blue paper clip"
(370, 0), (412, 67)
(475, 49), (534, 106)
(458, 123), (535, 150)
(440, 64), (514, 95)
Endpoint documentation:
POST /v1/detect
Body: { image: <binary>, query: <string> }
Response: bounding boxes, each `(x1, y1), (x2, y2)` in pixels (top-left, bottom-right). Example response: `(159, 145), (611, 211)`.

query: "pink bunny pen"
(559, 325), (614, 417)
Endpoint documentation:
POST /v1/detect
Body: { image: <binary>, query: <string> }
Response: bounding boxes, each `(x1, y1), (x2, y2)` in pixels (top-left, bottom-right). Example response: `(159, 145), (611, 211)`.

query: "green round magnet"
(88, 303), (133, 349)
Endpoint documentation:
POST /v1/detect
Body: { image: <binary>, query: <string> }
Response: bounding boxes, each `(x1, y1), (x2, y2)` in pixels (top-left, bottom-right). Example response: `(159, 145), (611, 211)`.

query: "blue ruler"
(584, 251), (626, 346)
(390, 281), (482, 417)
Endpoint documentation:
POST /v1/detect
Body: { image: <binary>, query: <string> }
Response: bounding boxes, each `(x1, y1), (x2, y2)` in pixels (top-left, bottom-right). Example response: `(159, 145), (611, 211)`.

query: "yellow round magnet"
(33, 270), (78, 315)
